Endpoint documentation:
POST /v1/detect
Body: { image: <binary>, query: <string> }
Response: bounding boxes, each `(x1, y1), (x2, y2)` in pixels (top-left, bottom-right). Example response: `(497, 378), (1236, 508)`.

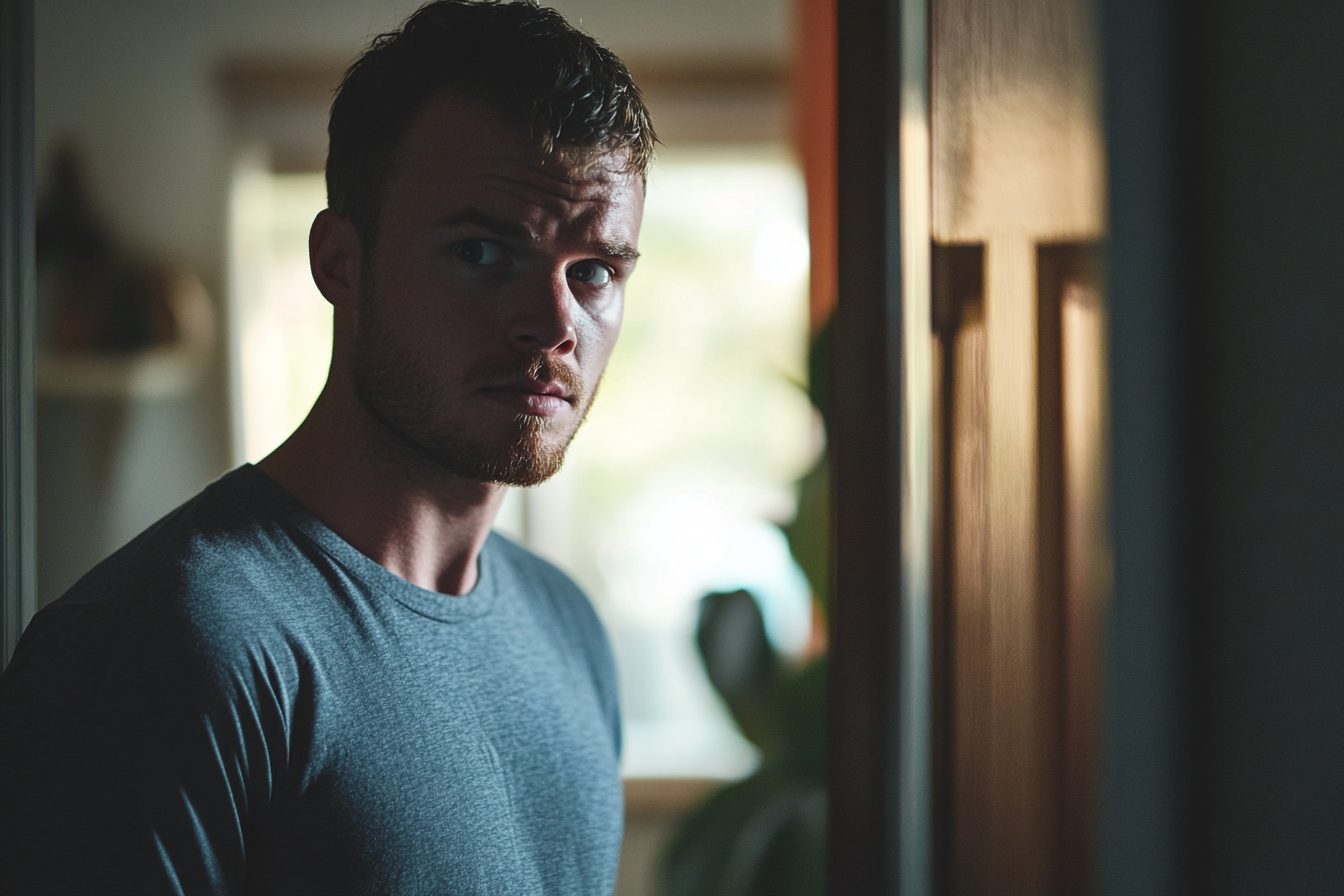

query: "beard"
(349, 289), (594, 488)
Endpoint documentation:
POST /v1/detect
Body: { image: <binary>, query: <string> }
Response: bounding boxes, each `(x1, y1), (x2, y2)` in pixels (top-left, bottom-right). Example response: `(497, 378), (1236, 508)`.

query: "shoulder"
(0, 469), (320, 814)
(487, 530), (585, 595)
(0, 471), (297, 893)
(486, 532), (602, 633)
(484, 531), (622, 749)
(8, 468), (312, 691)
(484, 532), (615, 674)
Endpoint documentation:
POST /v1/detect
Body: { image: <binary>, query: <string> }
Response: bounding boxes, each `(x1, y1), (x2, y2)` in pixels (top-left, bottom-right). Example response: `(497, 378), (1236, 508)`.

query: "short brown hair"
(326, 0), (656, 245)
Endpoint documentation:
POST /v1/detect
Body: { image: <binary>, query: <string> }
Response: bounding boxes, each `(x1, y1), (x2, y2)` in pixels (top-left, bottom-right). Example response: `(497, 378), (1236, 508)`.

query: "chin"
(423, 424), (572, 487)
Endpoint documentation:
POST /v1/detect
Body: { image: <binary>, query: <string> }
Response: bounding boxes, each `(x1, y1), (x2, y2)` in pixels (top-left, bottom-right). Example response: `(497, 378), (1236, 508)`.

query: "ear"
(309, 208), (363, 309)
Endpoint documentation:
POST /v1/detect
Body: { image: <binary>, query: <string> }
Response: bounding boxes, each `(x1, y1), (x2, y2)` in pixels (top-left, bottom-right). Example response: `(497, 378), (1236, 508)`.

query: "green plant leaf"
(697, 589), (782, 753)
(661, 768), (826, 896)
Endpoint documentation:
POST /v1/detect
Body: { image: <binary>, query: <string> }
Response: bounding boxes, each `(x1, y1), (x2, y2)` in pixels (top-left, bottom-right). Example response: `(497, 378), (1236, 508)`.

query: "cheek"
(577, 296), (623, 368)
(371, 268), (479, 344)
(369, 238), (448, 311)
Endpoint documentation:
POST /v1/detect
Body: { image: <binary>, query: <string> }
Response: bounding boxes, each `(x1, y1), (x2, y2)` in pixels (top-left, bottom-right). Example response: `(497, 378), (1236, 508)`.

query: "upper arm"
(0, 605), (272, 895)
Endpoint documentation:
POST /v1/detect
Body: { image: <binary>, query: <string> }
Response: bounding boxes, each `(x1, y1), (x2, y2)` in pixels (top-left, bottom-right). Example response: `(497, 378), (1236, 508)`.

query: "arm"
(0, 602), (270, 895)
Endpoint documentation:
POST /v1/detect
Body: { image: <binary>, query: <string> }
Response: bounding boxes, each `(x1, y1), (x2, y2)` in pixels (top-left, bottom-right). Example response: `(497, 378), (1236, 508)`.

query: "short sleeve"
(0, 595), (277, 895)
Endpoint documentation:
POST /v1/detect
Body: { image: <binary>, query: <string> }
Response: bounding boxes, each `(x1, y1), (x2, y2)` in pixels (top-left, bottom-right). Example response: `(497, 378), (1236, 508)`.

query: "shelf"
(36, 269), (215, 399)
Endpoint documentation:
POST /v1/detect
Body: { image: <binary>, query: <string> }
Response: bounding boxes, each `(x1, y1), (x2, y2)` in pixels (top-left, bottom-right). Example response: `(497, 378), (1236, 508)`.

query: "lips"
(527, 379), (572, 400)
(478, 377), (580, 419)
(479, 383), (571, 416)
(472, 355), (585, 417)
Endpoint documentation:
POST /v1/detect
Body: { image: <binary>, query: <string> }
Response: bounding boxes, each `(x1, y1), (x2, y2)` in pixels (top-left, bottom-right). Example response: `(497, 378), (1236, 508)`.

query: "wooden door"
(927, 0), (1108, 892)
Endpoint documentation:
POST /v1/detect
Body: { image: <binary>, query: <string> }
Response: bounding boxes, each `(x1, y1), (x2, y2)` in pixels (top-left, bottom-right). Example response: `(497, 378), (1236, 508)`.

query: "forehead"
(381, 93), (643, 231)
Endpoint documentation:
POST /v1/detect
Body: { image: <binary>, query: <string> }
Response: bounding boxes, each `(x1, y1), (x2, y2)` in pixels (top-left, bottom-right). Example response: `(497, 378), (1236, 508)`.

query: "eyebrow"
(435, 207), (640, 263)
(434, 208), (536, 242)
(598, 241), (641, 263)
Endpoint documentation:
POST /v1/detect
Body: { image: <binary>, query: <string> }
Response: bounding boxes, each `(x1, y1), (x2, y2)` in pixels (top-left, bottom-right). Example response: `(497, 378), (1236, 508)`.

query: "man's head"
(327, 0), (655, 248)
(313, 0), (652, 488)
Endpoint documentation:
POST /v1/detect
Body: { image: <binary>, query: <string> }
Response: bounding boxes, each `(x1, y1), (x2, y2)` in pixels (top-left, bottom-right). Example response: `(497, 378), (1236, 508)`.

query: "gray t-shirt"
(0, 465), (623, 895)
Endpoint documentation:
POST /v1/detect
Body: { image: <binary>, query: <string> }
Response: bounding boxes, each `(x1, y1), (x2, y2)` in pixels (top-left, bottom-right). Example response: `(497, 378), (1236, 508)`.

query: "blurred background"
(24, 0), (1343, 894)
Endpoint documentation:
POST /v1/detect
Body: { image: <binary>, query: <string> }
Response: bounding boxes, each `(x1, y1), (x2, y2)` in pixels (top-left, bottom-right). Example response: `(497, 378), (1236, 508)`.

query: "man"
(0, 2), (653, 892)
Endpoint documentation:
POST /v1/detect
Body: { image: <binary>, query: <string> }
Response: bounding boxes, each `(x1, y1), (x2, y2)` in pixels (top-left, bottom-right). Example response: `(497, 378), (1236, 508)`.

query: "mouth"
(527, 379), (573, 401)
(479, 378), (576, 417)
(473, 353), (586, 420)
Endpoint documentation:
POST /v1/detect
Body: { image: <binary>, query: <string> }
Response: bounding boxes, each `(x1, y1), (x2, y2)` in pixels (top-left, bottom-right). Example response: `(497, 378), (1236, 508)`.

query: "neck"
(259, 381), (505, 596)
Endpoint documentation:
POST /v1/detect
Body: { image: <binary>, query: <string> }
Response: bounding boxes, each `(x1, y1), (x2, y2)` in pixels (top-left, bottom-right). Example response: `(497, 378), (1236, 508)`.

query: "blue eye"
(568, 260), (613, 286)
(453, 240), (507, 265)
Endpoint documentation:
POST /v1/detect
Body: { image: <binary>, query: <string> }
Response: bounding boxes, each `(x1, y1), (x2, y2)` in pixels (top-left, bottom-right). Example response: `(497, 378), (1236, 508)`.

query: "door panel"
(928, 0), (1107, 890)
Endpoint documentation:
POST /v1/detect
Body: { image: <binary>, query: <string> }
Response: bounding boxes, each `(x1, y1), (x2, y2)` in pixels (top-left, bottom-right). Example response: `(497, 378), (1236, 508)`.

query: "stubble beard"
(350, 288), (595, 488)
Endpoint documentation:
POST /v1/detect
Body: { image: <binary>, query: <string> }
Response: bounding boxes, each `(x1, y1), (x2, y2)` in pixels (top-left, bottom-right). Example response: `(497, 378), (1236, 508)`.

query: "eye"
(452, 239), (508, 266)
(567, 259), (613, 286)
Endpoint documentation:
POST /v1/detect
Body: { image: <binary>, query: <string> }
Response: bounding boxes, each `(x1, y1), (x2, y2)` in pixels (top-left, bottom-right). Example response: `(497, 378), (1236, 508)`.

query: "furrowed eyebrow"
(434, 208), (537, 242)
(434, 208), (638, 262)
(599, 241), (640, 263)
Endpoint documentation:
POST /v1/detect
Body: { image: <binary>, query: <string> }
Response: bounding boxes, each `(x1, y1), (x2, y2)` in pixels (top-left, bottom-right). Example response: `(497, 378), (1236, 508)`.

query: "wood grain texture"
(928, 0), (1106, 891)
(930, 0), (1105, 245)
(949, 307), (989, 895)
(1060, 272), (1107, 896)
(984, 236), (1052, 894)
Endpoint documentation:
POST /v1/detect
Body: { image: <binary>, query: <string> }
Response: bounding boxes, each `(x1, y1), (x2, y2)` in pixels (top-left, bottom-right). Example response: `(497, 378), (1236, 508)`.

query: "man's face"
(349, 93), (644, 486)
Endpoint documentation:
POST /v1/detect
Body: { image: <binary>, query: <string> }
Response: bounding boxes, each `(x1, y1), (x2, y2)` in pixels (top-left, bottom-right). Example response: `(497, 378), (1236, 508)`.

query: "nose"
(508, 270), (578, 356)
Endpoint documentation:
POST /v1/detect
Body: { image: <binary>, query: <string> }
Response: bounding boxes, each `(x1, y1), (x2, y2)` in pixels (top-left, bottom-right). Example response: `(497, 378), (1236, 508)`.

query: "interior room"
(3, 0), (1341, 893)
